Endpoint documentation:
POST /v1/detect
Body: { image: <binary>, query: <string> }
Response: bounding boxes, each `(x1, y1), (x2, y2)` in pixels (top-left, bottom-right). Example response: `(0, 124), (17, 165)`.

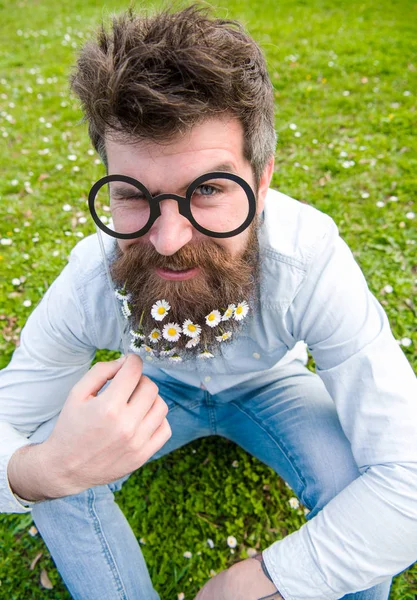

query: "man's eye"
(196, 184), (218, 196)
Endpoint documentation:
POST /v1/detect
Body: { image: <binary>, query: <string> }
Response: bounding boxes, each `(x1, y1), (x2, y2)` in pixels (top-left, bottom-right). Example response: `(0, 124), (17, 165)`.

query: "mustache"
(114, 237), (238, 275)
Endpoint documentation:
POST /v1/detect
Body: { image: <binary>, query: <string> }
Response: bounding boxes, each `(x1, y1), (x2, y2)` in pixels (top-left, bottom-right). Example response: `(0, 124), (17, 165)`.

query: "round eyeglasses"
(88, 171), (256, 239)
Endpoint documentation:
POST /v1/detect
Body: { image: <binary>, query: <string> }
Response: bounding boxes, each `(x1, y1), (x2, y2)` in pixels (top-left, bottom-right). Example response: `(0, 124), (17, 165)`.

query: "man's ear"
(256, 155), (275, 215)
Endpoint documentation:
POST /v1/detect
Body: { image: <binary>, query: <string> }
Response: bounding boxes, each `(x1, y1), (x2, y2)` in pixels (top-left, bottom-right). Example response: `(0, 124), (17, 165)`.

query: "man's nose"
(148, 198), (194, 256)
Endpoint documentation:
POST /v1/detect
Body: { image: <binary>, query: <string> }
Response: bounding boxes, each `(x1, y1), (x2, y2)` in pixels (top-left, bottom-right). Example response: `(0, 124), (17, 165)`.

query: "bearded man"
(1, 5), (417, 600)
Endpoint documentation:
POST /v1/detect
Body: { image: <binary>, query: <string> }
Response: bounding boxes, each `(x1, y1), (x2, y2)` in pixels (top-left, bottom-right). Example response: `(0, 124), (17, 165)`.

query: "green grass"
(0, 0), (416, 597)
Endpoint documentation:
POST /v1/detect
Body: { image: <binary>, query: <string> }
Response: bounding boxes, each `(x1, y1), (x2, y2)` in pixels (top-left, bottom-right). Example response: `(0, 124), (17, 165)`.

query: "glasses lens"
(190, 176), (250, 234)
(93, 178), (151, 236)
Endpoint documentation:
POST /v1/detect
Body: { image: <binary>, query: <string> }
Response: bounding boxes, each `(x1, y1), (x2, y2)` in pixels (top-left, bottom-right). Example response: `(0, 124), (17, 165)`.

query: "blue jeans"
(30, 358), (393, 600)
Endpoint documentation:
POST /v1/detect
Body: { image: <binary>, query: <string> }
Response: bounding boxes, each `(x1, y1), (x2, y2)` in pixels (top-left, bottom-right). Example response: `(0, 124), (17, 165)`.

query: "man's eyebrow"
(109, 162), (239, 197)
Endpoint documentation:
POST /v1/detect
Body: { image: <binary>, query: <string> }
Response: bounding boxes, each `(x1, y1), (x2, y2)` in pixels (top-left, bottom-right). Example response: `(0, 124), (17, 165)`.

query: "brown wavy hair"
(70, 3), (277, 184)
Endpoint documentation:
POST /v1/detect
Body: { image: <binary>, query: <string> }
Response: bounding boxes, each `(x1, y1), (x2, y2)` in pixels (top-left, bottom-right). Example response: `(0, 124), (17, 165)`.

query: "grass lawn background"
(0, 0), (416, 597)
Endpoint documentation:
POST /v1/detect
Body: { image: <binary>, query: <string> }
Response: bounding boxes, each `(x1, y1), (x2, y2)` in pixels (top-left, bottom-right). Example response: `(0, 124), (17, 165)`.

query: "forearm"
(7, 442), (70, 503)
(253, 554), (284, 600)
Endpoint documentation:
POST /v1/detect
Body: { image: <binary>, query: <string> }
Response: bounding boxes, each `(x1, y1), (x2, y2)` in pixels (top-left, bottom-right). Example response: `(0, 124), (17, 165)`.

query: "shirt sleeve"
(262, 218), (417, 599)
(0, 249), (97, 513)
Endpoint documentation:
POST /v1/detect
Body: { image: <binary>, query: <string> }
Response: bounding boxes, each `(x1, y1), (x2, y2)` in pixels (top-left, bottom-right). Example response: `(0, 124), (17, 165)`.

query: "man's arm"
(261, 219), (417, 599)
(0, 239), (97, 513)
(253, 553), (284, 600)
(194, 554), (284, 600)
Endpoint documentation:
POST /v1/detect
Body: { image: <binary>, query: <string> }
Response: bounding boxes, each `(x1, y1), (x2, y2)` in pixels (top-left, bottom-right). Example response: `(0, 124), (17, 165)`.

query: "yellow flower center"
(236, 306), (243, 314)
(157, 307), (165, 314)
(188, 324), (196, 332)
(151, 332), (159, 338)
(208, 314), (215, 321)
(168, 328), (177, 336)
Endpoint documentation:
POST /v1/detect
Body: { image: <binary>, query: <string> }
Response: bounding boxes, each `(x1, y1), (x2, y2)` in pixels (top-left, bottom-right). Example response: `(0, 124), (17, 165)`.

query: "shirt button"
(204, 376), (211, 383)
(252, 352), (261, 359)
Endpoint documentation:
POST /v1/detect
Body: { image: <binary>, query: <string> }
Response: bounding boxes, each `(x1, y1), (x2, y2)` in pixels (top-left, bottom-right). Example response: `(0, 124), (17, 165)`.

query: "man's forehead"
(105, 116), (245, 162)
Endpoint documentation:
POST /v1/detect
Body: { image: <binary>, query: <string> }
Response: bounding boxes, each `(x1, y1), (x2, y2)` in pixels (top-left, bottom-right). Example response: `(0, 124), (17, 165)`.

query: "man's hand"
(194, 553), (284, 600)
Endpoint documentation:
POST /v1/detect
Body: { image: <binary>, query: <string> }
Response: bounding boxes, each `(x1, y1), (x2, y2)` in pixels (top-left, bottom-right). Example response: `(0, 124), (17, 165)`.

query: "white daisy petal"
(148, 328), (161, 344)
(182, 319), (202, 338)
(142, 345), (154, 355)
(121, 299), (132, 319)
(216, 331), (232, 342)
(205, 309), (221, 328)
(115, 288), (131, 301)
(160, 346), (178, 357)
(130, 328), (145, 340)
(151, 299), (171, 321)
(221, 304), (236, 321)
(186, 336), (200, 348)
(169, 353), (183, 362)
(233, 301), (249, 321)
(198, 349), (214, 359)
(129, 339), (143, 352)
(162, 322), (181, 342)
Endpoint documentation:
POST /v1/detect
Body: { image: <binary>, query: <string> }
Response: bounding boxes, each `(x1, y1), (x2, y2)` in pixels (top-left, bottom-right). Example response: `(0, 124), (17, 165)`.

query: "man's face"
(106, 116), (274, 352)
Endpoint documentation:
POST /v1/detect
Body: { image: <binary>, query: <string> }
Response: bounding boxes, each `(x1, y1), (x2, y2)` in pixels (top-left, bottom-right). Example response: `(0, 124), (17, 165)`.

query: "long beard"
(108, 218), (260, 355)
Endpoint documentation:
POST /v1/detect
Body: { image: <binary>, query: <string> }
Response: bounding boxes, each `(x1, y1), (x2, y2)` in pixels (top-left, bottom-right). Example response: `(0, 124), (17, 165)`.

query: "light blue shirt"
(1, 188), (416, 599)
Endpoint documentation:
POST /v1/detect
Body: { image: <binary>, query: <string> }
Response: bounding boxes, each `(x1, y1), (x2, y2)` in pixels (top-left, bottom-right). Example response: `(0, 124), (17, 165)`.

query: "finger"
(70, 355), (128, 400)
(138, 395), (169, 439)
(100, 353), (145, 406)
(141, 417), (172, 460)
(126, 375), (160, 419)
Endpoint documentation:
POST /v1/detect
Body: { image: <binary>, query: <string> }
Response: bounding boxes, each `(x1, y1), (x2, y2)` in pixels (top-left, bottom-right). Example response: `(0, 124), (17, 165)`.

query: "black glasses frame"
(88, 171), (256, 239)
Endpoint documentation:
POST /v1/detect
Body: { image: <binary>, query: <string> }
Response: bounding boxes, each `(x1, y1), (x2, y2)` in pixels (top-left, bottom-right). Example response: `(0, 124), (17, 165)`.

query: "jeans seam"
(205, 392), (217, 434)
(88, 488), (129, 600)
(166, 400), (203, 414)
(229, 400), (309, 505)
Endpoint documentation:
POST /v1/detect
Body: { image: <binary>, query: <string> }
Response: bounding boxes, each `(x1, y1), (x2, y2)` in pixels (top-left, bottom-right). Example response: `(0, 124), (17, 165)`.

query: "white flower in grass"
(130, 328), (145, 340)
(205, 309), (221, 327)
(121, 299), (132, 319)
(182, 319), (201, 338)
(162, 322), (181, 342)
(183, 551), (192, 559)
(142, 345), (154, 355)
(198, 349), (214, 359)
(216, 332), (232, 342)
(227, 536), (237, 548)
(221, 304), (236, 321)
(289, 497), (300, 509)
(233, 301), (249, 321)
(148, 328), (161, 344)
(186, 336), (200, 349)
(169, 353), (182, 362)
(151, 299), (170, 321)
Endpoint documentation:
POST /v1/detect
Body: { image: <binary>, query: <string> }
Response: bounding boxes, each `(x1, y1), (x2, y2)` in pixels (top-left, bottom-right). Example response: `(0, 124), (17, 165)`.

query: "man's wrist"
(8, 442), (72, 502)
(252, 553), (284, 599)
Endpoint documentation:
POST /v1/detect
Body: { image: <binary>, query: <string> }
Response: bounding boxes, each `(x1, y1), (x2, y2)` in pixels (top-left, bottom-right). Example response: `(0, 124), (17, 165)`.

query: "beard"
(108, 217), (261, 356)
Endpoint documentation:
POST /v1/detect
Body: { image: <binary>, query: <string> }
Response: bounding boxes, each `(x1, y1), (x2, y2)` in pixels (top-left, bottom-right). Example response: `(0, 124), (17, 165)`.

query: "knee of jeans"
(303, 453), (361, 521)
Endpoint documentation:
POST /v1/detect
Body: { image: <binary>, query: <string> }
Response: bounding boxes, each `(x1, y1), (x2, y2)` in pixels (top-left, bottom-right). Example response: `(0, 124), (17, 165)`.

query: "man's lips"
(155, 267), (200, 281)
